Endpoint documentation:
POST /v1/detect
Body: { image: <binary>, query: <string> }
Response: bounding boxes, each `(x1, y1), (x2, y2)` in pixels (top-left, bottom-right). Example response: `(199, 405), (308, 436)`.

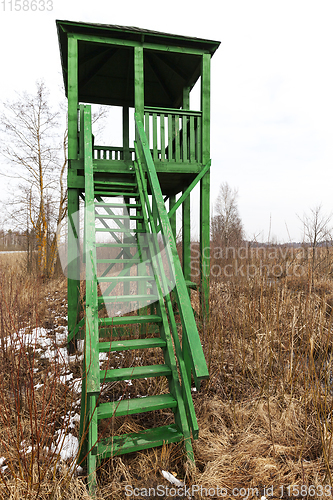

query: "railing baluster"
(182, 115), (188, 162)
(189, 115), (195, 162)
(160, 114), (165, 161)
(175, 115), (180, 163)
(153, 113), (158, 161)
(144, 112), (150, 147)
(168, 113), (173, 161)
(196, 116), (202, 162)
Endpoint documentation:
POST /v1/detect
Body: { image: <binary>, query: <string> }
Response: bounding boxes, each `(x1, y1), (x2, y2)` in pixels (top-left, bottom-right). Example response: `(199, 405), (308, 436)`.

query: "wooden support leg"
(67, 188), (80, 352)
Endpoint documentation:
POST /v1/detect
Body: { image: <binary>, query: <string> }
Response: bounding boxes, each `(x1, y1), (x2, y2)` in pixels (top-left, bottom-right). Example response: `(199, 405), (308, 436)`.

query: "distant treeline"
(0, 229), (33, 251)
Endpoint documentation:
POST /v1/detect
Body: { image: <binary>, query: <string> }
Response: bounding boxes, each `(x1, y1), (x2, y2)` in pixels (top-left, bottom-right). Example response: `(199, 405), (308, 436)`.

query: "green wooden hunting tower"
(57, 19), (220, 492)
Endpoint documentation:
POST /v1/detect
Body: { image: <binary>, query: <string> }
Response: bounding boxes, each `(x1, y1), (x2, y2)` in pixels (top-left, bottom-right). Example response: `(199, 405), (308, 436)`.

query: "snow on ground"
(0, 304), (84, 473)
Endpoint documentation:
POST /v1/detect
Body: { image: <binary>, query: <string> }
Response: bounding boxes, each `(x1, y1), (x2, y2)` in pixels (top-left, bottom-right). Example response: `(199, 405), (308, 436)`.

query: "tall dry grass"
(1, 245), (333, 499)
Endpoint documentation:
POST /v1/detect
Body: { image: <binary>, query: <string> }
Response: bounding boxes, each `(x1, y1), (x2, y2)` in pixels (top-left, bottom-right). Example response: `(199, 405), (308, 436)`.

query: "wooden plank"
(160, 114), (165, 161)
(167, 113), (173, 161)
(67, 187), (80, 345)
(175, 115), (180, 162)
(97, 394), (177, 419)
(100, 364), (171, 382)
(182, 115), (188, 162)
(67, 35), (78, 161)
(201, 53), (211, 164)
(135, 114), (209, 387)
(73, 33), (207, 55)
(144, 106), (201, 117)
(200, 53), (211, 319)
(189, 115), (195, 162)
(134, 46), (144, 123)
(123, 107), (130, 162)
(153, 113), (158, 161)
(182, 190), (191, 283)
(97, 424), (183, 459)
(167, 161), (211, 220)
(169, 195), (176, 240)
(83, 105), (100, 395)
(197, 115), (202, 162)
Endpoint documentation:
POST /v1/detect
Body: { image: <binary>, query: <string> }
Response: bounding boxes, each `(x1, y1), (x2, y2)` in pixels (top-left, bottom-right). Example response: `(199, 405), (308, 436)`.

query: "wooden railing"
(93, 146), (135, 161)
(91, 107), (202, 164)
(144, 107), (202, 163)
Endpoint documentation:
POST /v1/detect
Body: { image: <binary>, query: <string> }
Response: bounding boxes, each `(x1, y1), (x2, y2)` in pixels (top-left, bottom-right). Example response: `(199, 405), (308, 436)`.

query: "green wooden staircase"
(72, 105), (209, 492)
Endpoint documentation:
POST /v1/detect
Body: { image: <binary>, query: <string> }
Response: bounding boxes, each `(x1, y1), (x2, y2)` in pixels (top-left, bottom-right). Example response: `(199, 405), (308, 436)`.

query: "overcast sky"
(0, 0), (332, 242)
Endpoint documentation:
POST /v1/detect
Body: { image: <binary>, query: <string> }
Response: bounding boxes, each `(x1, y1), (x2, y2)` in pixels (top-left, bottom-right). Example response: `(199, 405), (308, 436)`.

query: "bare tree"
(0, 82), (108, 277)
(299, 205), (332, 283)
(211, 182), (244, 248)
(0, 81), (67, 277)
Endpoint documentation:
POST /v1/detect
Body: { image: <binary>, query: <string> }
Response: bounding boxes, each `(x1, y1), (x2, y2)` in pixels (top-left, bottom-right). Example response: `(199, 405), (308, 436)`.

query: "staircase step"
(99, 294), (158, 303)
(95, 214), (143, 220)
(96, 243), (140, 248)
(100, 364), (172, 382)
(96, 227), (144, 233)
(98, 275), (153, 282)
(94, 191), (140, 197)
(98, 337), (166, 352)
(95, 202), (141, 208)
(97, 424), (183, 459)
(94, 181), (137, 188)
(96, 259), (141, 264)
(97, 394), (177, 419)
(98, 315), (162, 327)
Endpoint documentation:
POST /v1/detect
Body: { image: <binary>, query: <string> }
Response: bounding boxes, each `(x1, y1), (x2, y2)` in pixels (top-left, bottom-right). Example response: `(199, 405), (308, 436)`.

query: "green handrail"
(134, 112), (209, 389)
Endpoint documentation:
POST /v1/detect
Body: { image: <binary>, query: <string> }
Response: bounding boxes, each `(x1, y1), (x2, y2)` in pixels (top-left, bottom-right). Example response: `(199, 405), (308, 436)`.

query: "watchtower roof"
(56, 19), (220, 108)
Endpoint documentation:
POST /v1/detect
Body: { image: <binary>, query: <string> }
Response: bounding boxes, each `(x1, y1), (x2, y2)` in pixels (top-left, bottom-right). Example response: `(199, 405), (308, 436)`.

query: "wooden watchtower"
(57, 19), (220, 492)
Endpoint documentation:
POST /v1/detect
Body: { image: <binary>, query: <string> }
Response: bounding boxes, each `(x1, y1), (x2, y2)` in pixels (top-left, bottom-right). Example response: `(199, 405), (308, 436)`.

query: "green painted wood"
(94, 191), (139, 197)
(167, 114), (173, 161)
(189, 115), (195, 162)
(71, 33), (209, 56)
(97, 275), (153, 282)
(98, 294), (159, 303)
(95, 202), (141, 208)
(134, 46), (144, 122)
(96, 258), (141, 263)
(67, 188), (80, 345)
(83, 105), (100, 395)
(134, 144), (199, 440)
(169, 195), (176, 240)
(67, 35), (78, 161)
(100, 364), (172, 382)
(96, 242), (139, 248)
(153, 113), (158, 161)
(97, 424), (183, 459)
(98, 314), (162, 326)
(175, 115), (180, 162)
(97, 394), (177, 419)
(87, 393), (98, 491)
(182, 191), (191, 284)
(96, 227), (143, 233)
(95, 214), (143, 220)
(134, 115), (209, 389)
(167, 161), (210, 220)
(145, 106), (201, 117)
(98, 337), (166, 352)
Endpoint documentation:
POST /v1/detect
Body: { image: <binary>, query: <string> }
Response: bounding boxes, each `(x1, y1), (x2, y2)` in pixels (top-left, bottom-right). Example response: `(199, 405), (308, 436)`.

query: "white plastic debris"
(161, 470), (184, 487)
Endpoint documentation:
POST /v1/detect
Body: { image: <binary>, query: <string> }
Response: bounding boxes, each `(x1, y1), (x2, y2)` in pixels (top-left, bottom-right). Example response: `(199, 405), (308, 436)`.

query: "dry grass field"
(0, 245), (333, 499)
